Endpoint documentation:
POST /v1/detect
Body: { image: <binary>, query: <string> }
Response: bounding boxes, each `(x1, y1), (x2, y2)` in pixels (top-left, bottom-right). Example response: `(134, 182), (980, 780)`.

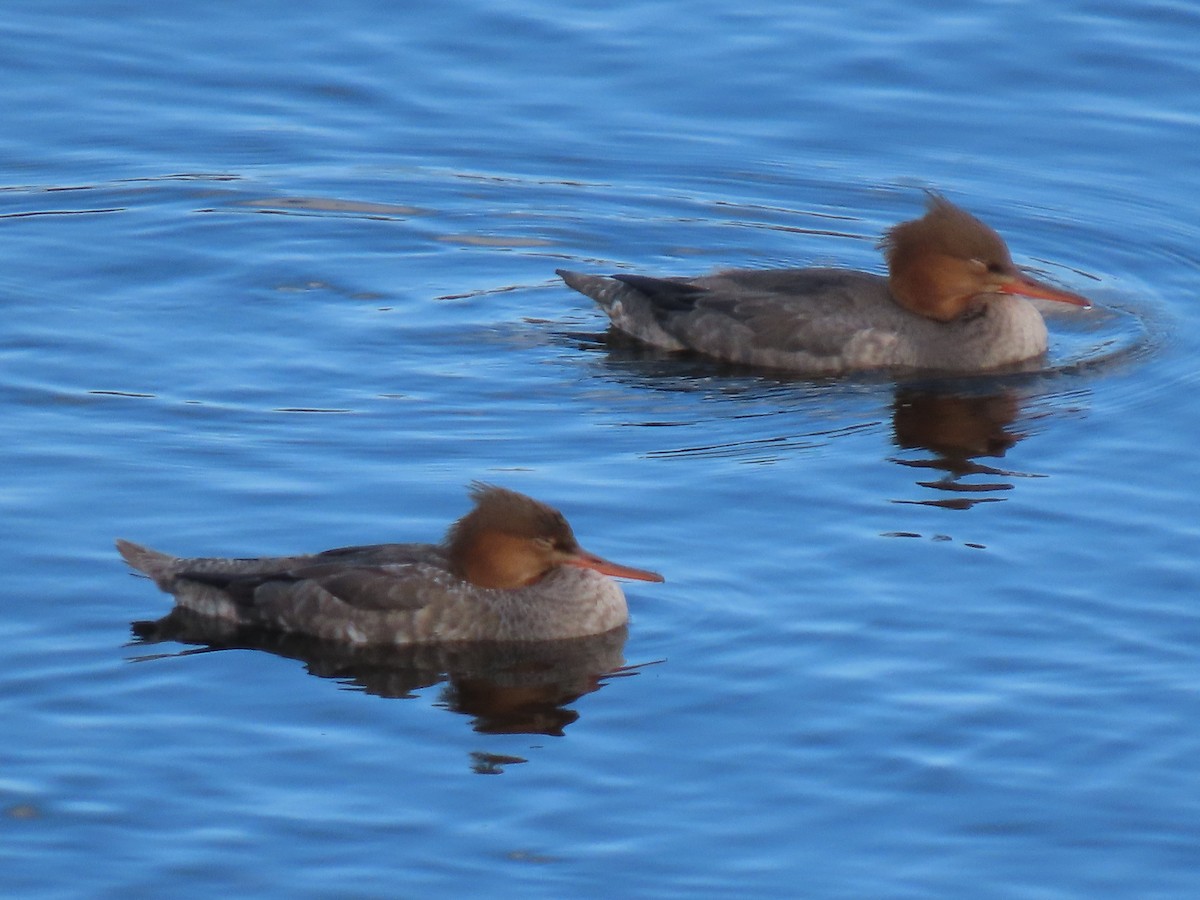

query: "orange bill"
(999, 273), (1091, 308)
(568, 549), (665, 583)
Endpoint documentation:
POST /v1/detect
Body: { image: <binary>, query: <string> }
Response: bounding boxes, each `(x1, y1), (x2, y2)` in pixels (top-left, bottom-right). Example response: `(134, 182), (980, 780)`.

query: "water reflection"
(577, 332), (1050, 507)
(888, 386), (1037, 509)
(130, 609), (639, 738)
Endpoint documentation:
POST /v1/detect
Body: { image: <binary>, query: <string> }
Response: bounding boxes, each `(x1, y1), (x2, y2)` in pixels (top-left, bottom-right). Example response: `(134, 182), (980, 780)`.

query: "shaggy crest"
(881, 193), (1014, 274)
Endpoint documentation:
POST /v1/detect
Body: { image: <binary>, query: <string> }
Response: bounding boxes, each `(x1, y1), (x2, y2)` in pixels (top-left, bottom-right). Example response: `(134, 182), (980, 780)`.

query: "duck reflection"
(889, 385), (1032, 509)
(130, 608), (640, 737)
(574, 332), (1043, 507)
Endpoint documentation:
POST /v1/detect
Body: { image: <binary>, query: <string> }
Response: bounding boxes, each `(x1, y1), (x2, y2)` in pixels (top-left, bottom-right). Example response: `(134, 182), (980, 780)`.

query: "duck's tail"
(115, 539), (176, 585)
(556, 269), (616, 310)
(556, 268), (688, 352)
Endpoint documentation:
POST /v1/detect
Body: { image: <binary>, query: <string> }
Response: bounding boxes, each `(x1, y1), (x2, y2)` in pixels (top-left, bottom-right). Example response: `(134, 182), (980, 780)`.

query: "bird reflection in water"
(889, 386), (1038, 509)
(130, 609), (655, 742)
(576, 339), (1044, 510)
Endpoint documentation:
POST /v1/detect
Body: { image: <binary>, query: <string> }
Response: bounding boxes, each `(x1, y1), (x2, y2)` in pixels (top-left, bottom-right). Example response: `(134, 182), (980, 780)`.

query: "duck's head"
(880, 194), (1091, 322)
(445, 483), (665, 590)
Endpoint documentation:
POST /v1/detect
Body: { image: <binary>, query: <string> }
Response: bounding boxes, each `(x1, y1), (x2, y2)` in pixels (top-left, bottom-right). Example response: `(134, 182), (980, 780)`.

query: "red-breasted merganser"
(117, 483), (664, 645)
(558, 194), (1091, 374)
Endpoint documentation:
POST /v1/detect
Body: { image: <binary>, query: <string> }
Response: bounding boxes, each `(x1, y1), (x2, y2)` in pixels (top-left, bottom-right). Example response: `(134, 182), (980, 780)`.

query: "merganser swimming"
(558, 194), (1091, 374)
(117, 483), (664, 645)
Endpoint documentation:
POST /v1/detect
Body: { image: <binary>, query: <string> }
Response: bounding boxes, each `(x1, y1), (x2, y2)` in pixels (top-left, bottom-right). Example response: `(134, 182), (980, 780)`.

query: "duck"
(116, 483), (664, 645)
(557, 193), (1091, 374)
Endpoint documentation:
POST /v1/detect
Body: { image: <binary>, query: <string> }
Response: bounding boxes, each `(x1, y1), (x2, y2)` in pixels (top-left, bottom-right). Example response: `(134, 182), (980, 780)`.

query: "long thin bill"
(1000, 274), (1091, 308)
(568, 549), (665, 583)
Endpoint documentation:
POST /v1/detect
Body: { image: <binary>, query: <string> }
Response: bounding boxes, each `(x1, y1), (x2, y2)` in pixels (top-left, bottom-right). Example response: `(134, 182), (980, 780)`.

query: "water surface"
(3, 1), (1200, 897)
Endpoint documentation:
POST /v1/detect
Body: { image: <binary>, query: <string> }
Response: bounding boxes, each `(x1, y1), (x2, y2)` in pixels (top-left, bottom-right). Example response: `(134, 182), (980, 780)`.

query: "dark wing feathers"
(621, 269), (893, 359)
(176, 564), (434, 613)
(611, 274), (707, 313)
(295, 568), (432, 612)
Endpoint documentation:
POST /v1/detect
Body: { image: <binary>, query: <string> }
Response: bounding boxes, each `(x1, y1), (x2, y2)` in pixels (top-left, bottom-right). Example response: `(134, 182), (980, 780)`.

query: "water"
(3, 1), (1199, 896)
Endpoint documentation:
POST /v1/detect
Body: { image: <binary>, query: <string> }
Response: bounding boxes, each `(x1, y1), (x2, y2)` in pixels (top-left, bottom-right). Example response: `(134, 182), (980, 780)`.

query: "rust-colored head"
(880, 194), (1090, 322)
(444, 483), (665, 589)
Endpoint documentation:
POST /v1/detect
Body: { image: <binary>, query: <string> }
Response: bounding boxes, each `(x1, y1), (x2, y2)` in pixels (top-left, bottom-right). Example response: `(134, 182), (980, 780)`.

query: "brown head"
(880, 194), (1091, 322)
(444, 483), (665, 589)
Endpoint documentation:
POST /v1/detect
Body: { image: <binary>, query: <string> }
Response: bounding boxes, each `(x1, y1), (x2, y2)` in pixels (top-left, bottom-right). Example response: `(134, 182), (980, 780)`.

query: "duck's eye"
(971, 258), (1007, 276)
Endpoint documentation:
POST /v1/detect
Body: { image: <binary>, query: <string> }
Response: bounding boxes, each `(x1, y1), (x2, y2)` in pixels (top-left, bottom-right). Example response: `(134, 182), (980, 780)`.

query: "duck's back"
(117, 539), (446, 586)
(117, 539), (452, 638)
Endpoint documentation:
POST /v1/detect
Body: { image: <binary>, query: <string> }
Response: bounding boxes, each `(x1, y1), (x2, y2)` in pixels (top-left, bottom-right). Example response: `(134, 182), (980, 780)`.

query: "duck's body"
(117, 484), (663, 645)
(558, 195), (1090, 375)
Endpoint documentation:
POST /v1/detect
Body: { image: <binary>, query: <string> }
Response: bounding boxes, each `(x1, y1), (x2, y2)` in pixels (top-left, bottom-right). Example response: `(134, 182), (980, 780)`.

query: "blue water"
(3, 1), (1199, 897)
